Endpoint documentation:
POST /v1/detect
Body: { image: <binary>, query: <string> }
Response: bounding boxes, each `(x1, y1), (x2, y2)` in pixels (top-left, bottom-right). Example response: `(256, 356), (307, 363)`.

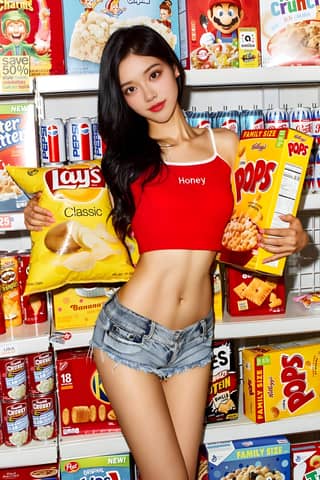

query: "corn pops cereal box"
(260, 0), (320, 67)
(178, 0), (261, 69)
(0, 1), (65, 78)
(242, 337), (320, 423)
(292, 441), (320, 480)
(62, 0), (180, 74)
(60, 454), (132, 480)
(218, 128), (313, 276)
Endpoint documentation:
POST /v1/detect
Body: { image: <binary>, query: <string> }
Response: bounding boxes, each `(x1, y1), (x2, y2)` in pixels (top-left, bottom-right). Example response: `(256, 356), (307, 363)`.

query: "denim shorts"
(90, 295), (214, 379)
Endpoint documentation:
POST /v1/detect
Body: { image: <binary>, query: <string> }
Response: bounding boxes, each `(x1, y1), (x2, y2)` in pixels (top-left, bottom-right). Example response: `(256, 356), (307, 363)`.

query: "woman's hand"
(24, 192), (55, 231)
(260, 214), (309, 264)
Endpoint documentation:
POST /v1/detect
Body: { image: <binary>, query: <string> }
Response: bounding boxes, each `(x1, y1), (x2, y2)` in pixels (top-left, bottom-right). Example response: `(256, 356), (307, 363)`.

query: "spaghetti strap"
(207, 127), (217, 159)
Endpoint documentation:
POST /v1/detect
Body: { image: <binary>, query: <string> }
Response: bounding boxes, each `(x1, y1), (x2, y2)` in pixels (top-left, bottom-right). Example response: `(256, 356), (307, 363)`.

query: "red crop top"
(130, 129), (234, 253)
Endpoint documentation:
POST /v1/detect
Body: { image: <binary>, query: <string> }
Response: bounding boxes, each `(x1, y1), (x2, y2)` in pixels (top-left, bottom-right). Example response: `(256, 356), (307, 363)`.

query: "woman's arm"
(23, 192), (55, 231)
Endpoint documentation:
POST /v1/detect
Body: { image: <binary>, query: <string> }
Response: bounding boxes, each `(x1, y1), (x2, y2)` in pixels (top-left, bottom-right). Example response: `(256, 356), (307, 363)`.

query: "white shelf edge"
(0, 321), (50, 358)
(0, 439), (57, 468)
(35, 74), (99, 94)
(59, 431), (128, 460)
(0, 212), (27, 232)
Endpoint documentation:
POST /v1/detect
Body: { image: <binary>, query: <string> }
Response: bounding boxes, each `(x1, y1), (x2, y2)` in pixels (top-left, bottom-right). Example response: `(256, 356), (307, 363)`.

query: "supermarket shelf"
(50, 327), (93, 350)
(59, 431), (128, 460)
(0, 438), (57, 468)
(0, 321), (50, 358)
(35, 74), (99, 95)
(300, 191), (320, 211)
(0, 212), (26, 232)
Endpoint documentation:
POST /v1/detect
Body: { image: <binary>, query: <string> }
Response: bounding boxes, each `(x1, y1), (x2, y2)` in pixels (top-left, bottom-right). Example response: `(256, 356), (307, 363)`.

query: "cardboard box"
(179, 0), (261, 69)
(291, 441), (320, 480)
(0, 102), (38, 213)
(260, 1), (320, 67)
(0, 1), (65, 77)
(60, 454), (132, 480)
(226, 266), (286, 316)
(56, 348), (120, 436)
(218, 128), (313, 276)
(242, 338), (320, 423)
(0, 464), (58, 479)
(207, 436), (290, 480)
(62, 0), (180, 74)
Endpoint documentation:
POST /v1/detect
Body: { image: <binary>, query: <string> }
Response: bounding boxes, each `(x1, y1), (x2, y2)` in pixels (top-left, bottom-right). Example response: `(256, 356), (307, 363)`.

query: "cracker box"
(206, 339), (239, 423)
(0, 464), (59, 479)
(56, 348), (120, 436)
(52, 284), (118, 330)
(242, 337), (320, 423)
(206, 436), (290, 480)
(218, 128), (313, 276)
(179, 0), (261, 69)
(0, 1), (65, 78)
(0, 102), (38, 213)
(62, 0), (180, 74)
(292, 441), (320, 480)
(226, 266), (286, 316)
(260, 1), (320, 67)
(60, 454), (132, 480)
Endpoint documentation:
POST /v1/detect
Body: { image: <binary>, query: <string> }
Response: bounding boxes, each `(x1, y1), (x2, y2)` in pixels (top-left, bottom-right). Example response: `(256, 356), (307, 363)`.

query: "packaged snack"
(292, 441), (320, 480)
(7, 162), (138, 295)
(260, 1), (320, 67)
(293, 291), (320, 311)
(0, 464), (58, 479)
(62, 0), (180, 74)
(60, 454), (132, 480)
(218, 128), (313, 276)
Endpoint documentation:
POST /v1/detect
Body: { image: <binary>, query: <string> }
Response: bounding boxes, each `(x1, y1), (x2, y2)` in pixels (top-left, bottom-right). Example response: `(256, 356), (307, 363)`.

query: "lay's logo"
(45, 166), (105, 193)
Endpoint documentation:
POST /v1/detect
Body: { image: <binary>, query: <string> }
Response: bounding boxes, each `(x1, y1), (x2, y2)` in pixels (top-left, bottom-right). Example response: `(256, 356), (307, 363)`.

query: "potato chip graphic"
(54, 187), (102, 203)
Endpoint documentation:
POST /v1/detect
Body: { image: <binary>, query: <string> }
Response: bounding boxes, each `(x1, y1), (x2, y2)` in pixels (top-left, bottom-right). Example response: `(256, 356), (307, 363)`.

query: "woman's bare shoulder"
(212, 128), (239, 168)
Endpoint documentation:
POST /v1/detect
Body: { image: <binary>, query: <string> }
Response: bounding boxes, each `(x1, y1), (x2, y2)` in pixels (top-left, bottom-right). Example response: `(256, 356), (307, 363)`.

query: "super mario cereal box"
(260, 1), (320, 67)
(0, 464), (59, 479)
(206, 436), (290, 480)
(178, 0), (261, 69)
(291, 441), (320, 480)
(218, 128), (313, 276)
(0, 1), (65, 78)
(60, 454), (132, 480)
(62, 0), (180, 74)
(0, 102), (38, 213)
(56, 348), (120, 436)
(242, 337), (320, 423)
(226, 266), (286, 316)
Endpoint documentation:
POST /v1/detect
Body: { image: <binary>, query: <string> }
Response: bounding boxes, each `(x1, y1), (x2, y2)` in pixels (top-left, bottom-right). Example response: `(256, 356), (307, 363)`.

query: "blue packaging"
(60, 454), (132, 480)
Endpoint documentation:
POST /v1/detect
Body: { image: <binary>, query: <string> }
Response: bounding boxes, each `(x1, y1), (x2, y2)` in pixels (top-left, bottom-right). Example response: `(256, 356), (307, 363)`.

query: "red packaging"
(0, 464), (58, 479)
(292, 441), (320, 479)
(0, 355), (27, 401)
(27, 351), (55, 395)
(179, 0), (261, 69)
(56, 348), (120, 436)
(29, 392), (57, 441)
(0, 1), (65, 76)
(18, 253), (47, 324)
(0, 291), (6, 335)
(39, 118), (67, 166)
(0, 254), (23, 327)
(1, 398), (31, 447)
(226, 266), (286, 316)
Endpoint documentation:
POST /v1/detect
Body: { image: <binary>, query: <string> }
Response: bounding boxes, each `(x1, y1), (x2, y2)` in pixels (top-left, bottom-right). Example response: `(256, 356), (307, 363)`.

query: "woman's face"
(118, 53), (179, 123)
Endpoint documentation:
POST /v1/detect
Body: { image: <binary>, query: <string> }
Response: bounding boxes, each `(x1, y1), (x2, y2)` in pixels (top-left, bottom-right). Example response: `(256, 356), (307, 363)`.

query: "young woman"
(24, 26), (309, 480)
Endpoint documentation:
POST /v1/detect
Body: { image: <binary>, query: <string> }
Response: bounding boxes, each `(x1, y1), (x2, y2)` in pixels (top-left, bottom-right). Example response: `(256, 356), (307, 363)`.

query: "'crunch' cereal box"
(62, 0), (180, 74)
(218, 128), (313, 276)
(291, 441), (320, 480)
(260, 0), (320, 67)
(242, 338), (320, 423)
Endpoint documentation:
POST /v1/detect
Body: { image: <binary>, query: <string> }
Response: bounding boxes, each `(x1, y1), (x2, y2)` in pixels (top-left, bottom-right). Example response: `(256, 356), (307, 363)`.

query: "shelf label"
(0, 343), (16, 357)
(0, 214), (12, 230)
(0, 56), (30, 93)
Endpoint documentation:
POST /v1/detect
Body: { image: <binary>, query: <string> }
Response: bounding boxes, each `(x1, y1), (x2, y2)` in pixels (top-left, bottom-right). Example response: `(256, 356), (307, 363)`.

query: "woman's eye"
(124, 86), (136, 95)
(150, 70), (161, 80)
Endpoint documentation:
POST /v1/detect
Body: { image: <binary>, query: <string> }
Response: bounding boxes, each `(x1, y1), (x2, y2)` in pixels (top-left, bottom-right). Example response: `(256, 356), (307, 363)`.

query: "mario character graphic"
(206, 0), (244, 45)
(104, 0), (126, 18)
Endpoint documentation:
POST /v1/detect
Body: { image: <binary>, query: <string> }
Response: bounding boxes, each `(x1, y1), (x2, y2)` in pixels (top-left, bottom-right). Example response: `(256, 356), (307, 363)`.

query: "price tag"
(0, 343), (16, 357)
(0, 214), (12, 230)
(0, 56), (30, 93)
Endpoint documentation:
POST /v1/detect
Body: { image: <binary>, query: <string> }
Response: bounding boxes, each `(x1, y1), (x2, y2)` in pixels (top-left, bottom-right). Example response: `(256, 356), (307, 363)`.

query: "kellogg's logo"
(281, 353), (315, 413)
(234, 159), (277, 202)
(45, 166), (104, 193)
(288, 141), (309, 157)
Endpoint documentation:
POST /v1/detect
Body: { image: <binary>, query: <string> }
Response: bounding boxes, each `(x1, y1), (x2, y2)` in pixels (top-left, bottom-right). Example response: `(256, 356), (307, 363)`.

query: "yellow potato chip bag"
(7, 162), (139, 295)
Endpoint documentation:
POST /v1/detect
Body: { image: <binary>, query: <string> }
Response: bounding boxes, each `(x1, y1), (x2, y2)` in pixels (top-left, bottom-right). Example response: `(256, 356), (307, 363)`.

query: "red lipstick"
(149, 101), (166, 112)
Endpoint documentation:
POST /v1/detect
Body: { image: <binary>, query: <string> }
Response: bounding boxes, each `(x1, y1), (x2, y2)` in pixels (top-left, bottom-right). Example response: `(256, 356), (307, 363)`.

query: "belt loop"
(200, 318), (207, 337)
(145, 320), (155, 339)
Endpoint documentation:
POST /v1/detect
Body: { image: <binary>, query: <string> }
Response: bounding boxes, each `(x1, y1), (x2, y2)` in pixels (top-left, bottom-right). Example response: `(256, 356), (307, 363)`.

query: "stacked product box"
(291, 441), (320, 480)
(62, 0), (180, 74)
(259, 0), (320, 67)
(0, 1), (65, 77)
(0, 464), (59, 480)
(60, 454), (133, 480)
(179, 0), (261, 69)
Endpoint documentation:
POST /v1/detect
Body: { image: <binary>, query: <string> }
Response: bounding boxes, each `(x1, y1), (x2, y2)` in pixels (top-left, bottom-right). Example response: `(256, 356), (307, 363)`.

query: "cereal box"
(218, 128), (313, 276)
(242, 337), (320, 423)
(62, 0), (180, 74)
(178, 0), (261, 69)
(292, 441), (320, 480)
(206, 435), (290, 480)
(52, 284), (118, 330)
(60, 454), (132, 480)
(0, 464), (59, 480)
(260, 1), (320, 67)
(56, 348), (120, 436)
(0, 1), (65, 78)
(226, 266), (286, 316)
(0, 102), (38, 213)
(206, 339), (239, 423)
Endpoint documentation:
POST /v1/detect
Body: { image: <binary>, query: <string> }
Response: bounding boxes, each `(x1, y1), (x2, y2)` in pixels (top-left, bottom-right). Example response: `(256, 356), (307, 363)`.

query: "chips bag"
(7, 162), (138, 295)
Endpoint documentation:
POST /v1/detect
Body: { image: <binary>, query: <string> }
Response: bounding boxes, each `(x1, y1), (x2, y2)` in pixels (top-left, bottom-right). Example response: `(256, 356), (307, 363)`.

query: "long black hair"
(98, 25), (185, 247)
